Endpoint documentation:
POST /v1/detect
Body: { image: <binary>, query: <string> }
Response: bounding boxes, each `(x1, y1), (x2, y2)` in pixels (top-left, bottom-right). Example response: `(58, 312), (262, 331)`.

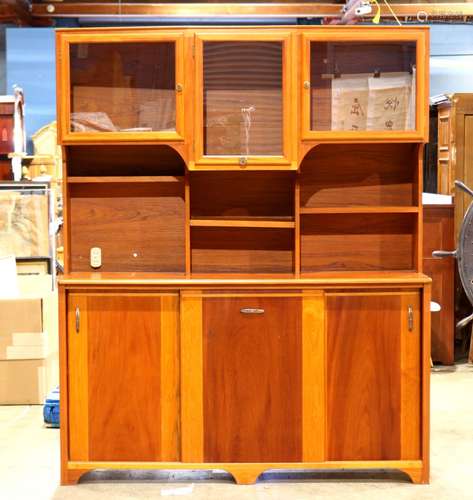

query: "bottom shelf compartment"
(301, 213), (416, 272)
(191, 227), (294, 275)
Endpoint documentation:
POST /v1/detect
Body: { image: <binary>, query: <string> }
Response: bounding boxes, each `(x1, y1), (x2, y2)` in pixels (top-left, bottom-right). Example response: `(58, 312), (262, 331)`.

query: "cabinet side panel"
(326, 294), (402, 460)
(86, 295), (163, 461)
(202, 296), (302, 463)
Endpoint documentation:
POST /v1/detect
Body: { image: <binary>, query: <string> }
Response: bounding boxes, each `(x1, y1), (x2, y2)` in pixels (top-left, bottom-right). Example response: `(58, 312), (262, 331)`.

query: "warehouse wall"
(6, 27), (56, 153)
(0, 26), (6, 94)
(1, 24), (473, 151)
(430, 24), (473, 96)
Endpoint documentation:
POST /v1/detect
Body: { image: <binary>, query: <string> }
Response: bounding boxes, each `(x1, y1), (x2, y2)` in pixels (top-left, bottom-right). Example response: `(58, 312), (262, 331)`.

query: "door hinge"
(407, 305), (414, 331)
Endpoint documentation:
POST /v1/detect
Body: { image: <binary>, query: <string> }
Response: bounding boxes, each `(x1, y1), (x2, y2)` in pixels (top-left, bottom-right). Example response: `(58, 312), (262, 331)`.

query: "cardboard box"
(0, 359), (47, 404)
(0, 298), (42, 335)
(6, 345), (47, 360)
(12, 332), (46, 347)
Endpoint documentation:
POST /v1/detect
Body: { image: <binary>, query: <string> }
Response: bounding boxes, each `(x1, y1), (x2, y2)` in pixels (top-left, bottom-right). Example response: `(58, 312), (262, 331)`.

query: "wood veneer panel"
(424, 259), (454, 365)
(0, 159), (12, 180)
(70, 182), (185, 272)
(191, 227), (293, 274)
(202, 296), (302, 462)
(300, 144), (417, 208)
(190, 172), (294, 218)
(423, 205), (454, 364)
(86, 295), (164, 461)
(326, 294), (402, 460)
(66, 144), (185, 177)
(301, 213), (415, 272)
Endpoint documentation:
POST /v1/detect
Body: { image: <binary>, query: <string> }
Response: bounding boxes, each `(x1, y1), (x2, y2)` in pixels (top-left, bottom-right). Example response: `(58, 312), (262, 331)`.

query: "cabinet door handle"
(408, 305), (414, 331)
(240, 308), (265, 315)
(75, 307), (80, 333)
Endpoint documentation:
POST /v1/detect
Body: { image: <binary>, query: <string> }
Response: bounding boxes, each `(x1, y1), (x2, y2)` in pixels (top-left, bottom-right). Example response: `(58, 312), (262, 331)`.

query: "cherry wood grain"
(423, 205), (454, 364)
(190, 171), (294, 218)
(326, 293), (403, 460)
(86, 295), (162, 460)
(202, 296), (302, 462)
(301, 213), (415, 272)
(69, 182), (185, 272)
(67, 294), (180, 462)
(300, 144), (418, 208)
(424, 258), (454, 365)
(0, 159), (13, 180)
(191, 227), (294, 274)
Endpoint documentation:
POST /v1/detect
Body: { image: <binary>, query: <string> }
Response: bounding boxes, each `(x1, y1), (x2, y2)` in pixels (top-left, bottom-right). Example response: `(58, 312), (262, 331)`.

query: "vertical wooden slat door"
(326, 291), (421, 461)
(67, 293), (179, 462)
(181, 291), (324, 463)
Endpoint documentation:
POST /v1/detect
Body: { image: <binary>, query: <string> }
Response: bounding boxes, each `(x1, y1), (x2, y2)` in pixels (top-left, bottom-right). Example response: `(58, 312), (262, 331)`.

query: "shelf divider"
(190, 217), (295, 229)
(300, 206), (419, 215)
(67, 176), (184, 184)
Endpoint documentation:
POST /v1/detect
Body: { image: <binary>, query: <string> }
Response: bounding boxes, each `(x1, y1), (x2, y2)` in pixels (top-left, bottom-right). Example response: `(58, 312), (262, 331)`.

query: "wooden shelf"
(67, 176), (184, 183)
(190, 217), (295, 229)
(300, 206), (419, 215)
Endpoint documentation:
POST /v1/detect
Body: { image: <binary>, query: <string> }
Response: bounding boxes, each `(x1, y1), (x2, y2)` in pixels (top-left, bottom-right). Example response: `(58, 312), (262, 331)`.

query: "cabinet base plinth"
(64, 461), (427, 485)
(62, 468), (89, 486)
(400, 467), (429, 485)
(228, 466), (264, 485)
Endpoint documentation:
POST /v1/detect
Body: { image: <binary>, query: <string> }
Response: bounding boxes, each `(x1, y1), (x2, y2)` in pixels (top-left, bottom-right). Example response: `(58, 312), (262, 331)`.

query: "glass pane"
(203, 41), (283, 156)
(70, 42), (176, 133)
(310, 42), (416, 132)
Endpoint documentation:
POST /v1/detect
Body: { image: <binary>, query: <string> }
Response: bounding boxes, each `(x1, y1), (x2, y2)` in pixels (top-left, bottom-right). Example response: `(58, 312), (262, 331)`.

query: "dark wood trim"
(31, 2), (473, 20)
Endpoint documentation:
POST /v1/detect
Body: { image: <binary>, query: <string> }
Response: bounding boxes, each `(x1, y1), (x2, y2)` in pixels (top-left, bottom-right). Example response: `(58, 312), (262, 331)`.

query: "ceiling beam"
(30, 2), (473, 19)
(0, 0), (33, 25)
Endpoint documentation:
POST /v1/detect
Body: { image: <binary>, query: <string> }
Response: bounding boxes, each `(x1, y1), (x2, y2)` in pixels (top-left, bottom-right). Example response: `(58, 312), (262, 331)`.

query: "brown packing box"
(0, 359), (47, 404)
(0, 298), (43, 335)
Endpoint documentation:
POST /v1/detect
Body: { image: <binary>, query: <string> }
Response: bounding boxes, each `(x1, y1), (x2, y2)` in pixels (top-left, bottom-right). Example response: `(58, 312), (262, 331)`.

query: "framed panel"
(301, 27), (429, 143)
(192, 30), (296, 170)
(56, 30), (186, 144)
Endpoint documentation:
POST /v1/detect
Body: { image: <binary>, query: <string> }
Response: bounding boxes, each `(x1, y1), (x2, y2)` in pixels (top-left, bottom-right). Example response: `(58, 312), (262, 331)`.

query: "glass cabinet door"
(301, 29), (428, 141)
(194, 32), (295, 169)
(58, 32), (185, 142)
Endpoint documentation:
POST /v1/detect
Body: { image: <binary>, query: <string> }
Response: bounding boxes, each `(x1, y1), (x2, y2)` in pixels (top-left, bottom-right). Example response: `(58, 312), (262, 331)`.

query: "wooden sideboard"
(436, 94), (473, 237)
(423, 204), (455, 364)
(56, 26), (431, 486)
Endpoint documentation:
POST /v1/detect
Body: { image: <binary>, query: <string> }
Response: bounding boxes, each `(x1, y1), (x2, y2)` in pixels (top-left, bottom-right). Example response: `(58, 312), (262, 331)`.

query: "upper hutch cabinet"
(301, 27), (429, 143)
(56, 30), (186, 144)
(191, 30), (296, 170)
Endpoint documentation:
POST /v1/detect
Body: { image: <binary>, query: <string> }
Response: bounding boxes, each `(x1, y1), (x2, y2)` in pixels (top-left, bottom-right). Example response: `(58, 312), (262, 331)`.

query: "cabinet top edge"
(58, 272), (432, 287)
(55, 25), (430, 35)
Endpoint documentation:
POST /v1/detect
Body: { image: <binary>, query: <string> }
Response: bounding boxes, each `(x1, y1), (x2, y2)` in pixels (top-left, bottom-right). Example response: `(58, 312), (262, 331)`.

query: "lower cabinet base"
(62, 461), (429, 486)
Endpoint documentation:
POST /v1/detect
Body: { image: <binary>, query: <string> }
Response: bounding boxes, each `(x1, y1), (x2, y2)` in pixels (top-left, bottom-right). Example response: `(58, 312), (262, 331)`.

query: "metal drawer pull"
(408, 305), (413, 331)
(240, 308), (265, 315)
(75, 307), (80, 333)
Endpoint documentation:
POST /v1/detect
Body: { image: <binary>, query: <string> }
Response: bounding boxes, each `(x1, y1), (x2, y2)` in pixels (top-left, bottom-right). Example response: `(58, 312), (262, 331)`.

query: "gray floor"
(2, 364), (473, 500)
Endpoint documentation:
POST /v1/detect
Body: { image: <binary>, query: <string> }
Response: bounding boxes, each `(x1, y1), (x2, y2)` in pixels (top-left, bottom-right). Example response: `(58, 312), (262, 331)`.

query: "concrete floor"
(2, 364), (473, 500)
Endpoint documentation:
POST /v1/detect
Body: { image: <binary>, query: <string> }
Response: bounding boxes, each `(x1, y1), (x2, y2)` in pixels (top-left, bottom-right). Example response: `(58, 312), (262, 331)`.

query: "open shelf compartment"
(191, 226), (294, 275)
(301, 212), (416, 272)
(299, 143), (419, 209)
